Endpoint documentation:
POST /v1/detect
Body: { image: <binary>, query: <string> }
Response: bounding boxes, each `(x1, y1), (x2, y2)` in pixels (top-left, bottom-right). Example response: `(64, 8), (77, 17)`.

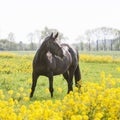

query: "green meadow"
(0, 51), (120, 101)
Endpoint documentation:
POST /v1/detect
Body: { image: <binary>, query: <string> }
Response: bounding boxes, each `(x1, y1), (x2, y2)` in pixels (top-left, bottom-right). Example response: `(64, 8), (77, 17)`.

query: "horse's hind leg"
(30, 72), (39, 98)
(63, 72), (72, 94)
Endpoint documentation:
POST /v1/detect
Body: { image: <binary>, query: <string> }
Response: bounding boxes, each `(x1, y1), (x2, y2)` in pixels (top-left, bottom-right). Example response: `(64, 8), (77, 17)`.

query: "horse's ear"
(54, 32), (58, 40)
(50, 33), (53, 38)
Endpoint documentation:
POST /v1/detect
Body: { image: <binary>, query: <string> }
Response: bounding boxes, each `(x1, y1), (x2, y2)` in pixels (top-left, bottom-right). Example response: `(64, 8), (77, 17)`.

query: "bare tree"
(84, 27), (120, 51)
(8, 32), (15, 42)
(8, 32), (15, 50)
(85, 30), (91, 51)
(40, 27), (66, 43)
(27, 33), (34, 50)
(34, 30), (41, 47)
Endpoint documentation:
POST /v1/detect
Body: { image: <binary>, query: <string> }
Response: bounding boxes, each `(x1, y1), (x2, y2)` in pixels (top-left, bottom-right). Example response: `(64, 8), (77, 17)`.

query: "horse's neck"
(36, 47), (48, 62)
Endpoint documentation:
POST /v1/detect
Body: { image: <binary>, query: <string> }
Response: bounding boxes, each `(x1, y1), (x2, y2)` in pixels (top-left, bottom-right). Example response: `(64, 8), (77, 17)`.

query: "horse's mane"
(38, 36), (50, 51)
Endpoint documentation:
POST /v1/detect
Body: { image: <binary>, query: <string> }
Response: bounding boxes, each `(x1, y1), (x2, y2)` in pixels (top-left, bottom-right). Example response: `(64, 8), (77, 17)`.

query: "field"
(0, 51), (120, 120)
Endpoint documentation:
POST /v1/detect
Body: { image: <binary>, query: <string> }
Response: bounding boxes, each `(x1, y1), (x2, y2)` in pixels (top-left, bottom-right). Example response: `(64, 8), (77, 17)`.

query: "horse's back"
(61, 43), (79, 66)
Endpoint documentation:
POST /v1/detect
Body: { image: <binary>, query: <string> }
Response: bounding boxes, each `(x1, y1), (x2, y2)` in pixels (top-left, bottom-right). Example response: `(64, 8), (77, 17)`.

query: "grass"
(0, 51), (120, 101)
(0, 51), (120, 119)
(0, 59), (120, 101)
(81, 62), (120, 83)
(30, 62), (120, 100)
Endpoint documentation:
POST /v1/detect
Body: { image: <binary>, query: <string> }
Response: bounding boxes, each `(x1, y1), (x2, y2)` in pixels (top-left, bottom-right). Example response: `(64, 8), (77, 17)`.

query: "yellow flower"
(74, 87), (78, 92)
(0, 89), (3, 95)
(19, 87), (24, 92)
(1, 95), (5, 99)
(83, 115), (89, 120)
(14, 100), (18, 105)
(27, 78), (32, 84)
(16, 93), (20, 97)
(28, 88), (32, 93)
(23, 97), (30, 101)
(23, 93), (27, 97)
(57, 87), (62, 93)
(100, 71), (105, 79)
(45, 88), (49, 94)
(8, 98), (14, 106)
(20, 105), (27, 114)
(116, 67), (120, 72)
(95, 112), (103, 119)
(71, 115), (82, 120)
(8, 90), (14, 95)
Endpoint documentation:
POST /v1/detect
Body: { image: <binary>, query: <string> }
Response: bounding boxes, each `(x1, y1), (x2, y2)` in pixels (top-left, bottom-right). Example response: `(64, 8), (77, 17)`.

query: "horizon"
(0, 0), (120, 43)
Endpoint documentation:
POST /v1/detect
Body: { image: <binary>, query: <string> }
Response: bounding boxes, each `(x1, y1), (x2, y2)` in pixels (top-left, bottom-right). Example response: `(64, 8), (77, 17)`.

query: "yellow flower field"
(0, 52), (120, 120)
(0, 71), (120, 120)
(0, 53), (32, 74)
(80, 54), (120, 63)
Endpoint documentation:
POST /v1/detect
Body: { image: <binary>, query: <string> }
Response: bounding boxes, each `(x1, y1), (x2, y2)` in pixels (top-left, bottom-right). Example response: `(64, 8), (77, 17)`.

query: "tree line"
(74, 27), (120, 51)
(0, 27), (120, 51)
(0, 27), (65, 51)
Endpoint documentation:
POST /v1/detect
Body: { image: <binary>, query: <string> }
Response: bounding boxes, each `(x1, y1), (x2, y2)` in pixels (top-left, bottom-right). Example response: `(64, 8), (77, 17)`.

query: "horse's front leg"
(48, 73), (54, 98)
(30, 72), (39, 98)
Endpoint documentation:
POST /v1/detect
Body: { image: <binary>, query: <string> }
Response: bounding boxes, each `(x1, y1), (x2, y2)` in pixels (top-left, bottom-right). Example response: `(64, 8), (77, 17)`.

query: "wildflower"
(27, 79), (32, 84)
(0, 89), (3, 95)
(1, 95), (5, 99)
(23, 97), (29, 101)
(8, 98), (14, 106)
(116, 67), (120, 72)
(19, 87), (24, 92)
(74, 87), (78, 92)
(23, 93), (27, 97)
(28, 88), (32, 93)
(100, 71), (105, 79)
(20, 105), (27, 114)
(8, 90), (14, 95)
(83, 115), (89, 120)
(71, 115), (82, 120)
(14, 100), (18, 105)
(16, 93), (20, 97)
(45, 88), (49, 94)
(57, 87), (62, 93)
(95, 112), (103, 119)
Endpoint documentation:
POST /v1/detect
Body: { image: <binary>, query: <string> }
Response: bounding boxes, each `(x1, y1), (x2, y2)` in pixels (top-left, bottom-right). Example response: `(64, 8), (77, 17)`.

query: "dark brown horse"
(30, 33), (81, 98)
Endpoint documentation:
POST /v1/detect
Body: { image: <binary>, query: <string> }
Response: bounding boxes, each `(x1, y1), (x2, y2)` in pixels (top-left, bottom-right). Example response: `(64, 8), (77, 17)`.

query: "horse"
(30, 32), (81, 98)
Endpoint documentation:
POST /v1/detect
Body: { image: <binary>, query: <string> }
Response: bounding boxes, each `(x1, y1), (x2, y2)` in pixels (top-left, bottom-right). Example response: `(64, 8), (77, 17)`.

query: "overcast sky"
(0, 0), (120, 43)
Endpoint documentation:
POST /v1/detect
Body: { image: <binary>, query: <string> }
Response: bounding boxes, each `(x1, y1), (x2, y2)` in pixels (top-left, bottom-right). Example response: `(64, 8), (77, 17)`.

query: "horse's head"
(44, 32), (64, 58)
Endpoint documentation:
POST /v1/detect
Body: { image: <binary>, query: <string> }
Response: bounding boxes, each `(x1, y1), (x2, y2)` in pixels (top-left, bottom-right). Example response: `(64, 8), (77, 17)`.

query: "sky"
(0, 0), (120, 43)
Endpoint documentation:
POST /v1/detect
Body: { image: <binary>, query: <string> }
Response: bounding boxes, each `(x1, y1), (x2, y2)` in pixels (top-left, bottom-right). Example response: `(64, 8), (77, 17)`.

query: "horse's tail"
(74, 65), (81, 85)
(74, 49), (81, 87)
